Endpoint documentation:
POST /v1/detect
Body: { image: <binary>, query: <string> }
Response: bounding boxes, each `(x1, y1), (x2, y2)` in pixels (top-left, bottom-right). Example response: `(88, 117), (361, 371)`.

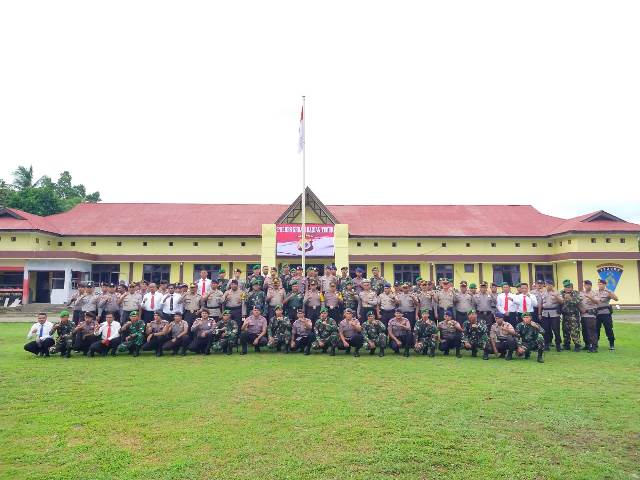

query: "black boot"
(369, 348), (376, 355)
(304, 344), (311, 355)
(64, 350), (71, 359)
(285, 344), (290, 354)
(455, 348), (461, 358)
(443, 349), (450, 356)
(524, 351), (531, 359)
(609, 340), (615, 351)
(428, 347), (435, 357)
(378, 347), (385, 357)
(563, 342), (570, 351)
(471, 347), (477, 357)
(505, 350), (513, 361)
(156, 348), (163, 357)
(225, 344), (232, 356)
(482, 352), (489, 360)
(330, 346), (336, 356)
(353, 348), (360, 357)
(573, 345), (581, 352)
(345, 347), (351, 355)
(556, 344), (562, 352)
(403, 346), (410, 357)
(180, 346), (187, 356)
(537, 349), (544, 363)
(588, 344), (596, 353)
(133, 346), (140, 357)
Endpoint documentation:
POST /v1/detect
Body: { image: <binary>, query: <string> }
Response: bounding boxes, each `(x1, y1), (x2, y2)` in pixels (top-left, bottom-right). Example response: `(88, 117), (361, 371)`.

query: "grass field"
(1, 323), (639, 480)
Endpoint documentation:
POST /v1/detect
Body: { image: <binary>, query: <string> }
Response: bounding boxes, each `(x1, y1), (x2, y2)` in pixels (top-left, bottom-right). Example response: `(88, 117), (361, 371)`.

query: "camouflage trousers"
(312, 334), (339, 350)
(211, 334), (237, 352)
(364, 333), (387, 350)
(520, 335), (545, 352)
(268, 333), (292, 350)
(50, 336), (73, 354)
(414, 337), (436, 354)
(562, 314), (582, 346)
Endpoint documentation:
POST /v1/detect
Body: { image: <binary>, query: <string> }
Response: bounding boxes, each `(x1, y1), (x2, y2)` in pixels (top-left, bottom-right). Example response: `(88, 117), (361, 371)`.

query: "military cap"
(341, 266), (348, 271)
(59, 310), (70, 317)
(362, 279), (371, 284)
(296, 266), (303, 270)
(211, 278), (219, 283)
(108, 282), (116, 288)
(501, 282), (509, 287)
(469, 283), (477, 289)
(253, 265), (261, 270)
(189, 283), (196, 288)
(426, 280), (434, 285)
(275, 304), (283, 310)
(296, 308), (304, 313)
(522, 312), (532, 318)
(460, 281), (468, 287)
(367, 311), (375, 317)
(420, 307), (430, 313)
(584, 279), (592, 285)
(468, 309), (476, 314)
(490, 282), (497, 287)
(344, 308), (354, 314)
(230, 279), (238, 285)
(394, 308), (403, 313)
(442, 278), (450, 284)
(129, 311), (139, 318)
(309, 279), (317, 285)
(320, 306), (328, 313)
(402, 282), (410, 287)
(290, 280), (298, 286)
(415, 276), (422, 282)
(281, 263), (289, 268)
(219, 268), (226, 273)
(536, 279), (544, 284)
(562, 279), (572, 287)
(222, 309), (231, 315)
(234, 268), (242, 273)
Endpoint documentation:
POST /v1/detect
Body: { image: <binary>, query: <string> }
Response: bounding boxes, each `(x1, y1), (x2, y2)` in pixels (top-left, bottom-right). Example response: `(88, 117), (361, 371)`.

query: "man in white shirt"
(196, 269), (211, 297)
(496, 282), (518, 327)
(161, 283), (184, 320)
(140, 283), (163, 324)
(88, 312), (122, 356)
(514, 282), (539, 323)
(24, 313), (55, 356)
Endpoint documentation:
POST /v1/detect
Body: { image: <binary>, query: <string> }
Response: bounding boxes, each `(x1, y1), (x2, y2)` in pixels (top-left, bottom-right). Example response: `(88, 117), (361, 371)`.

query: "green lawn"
(1, 323), (639, 480)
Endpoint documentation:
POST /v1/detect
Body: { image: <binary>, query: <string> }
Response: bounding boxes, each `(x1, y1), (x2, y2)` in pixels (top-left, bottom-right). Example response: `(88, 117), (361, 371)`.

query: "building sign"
(596, 263), (624, 291)
(276, 224), (334, 257)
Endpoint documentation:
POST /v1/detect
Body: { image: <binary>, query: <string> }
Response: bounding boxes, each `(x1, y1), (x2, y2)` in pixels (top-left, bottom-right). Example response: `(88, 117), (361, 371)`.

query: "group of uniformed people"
(23, 264), (619, 362)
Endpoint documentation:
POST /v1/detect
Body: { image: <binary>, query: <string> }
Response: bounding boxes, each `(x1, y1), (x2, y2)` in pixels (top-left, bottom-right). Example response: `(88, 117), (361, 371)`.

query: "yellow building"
(1, 188), (639, 305)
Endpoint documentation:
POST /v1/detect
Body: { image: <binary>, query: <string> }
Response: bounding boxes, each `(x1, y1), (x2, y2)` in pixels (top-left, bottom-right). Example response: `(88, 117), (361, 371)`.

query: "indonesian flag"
(297, 105), (305, 153)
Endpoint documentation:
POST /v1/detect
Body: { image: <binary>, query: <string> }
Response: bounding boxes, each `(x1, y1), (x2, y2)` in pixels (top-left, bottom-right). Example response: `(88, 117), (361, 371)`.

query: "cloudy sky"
(1, 1), (639, 223)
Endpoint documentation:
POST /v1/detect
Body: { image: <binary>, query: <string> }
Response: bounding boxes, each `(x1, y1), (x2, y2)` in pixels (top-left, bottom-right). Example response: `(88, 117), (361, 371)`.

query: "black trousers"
(141, 310), (155, 324)
(72, 310), (83, 324)
(88, 337), (122, 356)
(184, 310), (199, 327)
(380, 309), (395, 329)
(505, 312), (518, 328)
(539, 316), (561, 347)
(455, 311), (469, 326)
(121, 310), (136, 324)
(400, 311), (416, 330)
(596, 312), (615, 343)
(305, 305), (320, 325)
(24, 338), (55, 356)
(338, 333), (364, 350)
(327, 306), (342, 323)
(142, 336), (165, 354)
(484, 337), (517, 355)
(162, 336), (190, 353)
(189, 333), (213, 353)
(582, 316), (598, 347)
(439, 333), (462, 352)
(389, 332), (413, 352)
(228, 306), (243, 331)
(360, 306), (376, 322)
(477, 311), (494, 332)
(240, 332), (268, 353)
(292, 333), (316, 352)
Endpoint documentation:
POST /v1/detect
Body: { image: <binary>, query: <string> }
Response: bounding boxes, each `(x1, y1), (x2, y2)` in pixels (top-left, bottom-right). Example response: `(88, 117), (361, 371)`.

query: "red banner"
(276, 224), (334, 257)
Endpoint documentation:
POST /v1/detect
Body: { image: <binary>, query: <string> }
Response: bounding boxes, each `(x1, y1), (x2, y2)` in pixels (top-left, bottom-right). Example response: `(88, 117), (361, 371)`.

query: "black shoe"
(573, 345), (581, 352)
(285, 345), (290, 354)
(378, 348), (384, 357)
(240, 351), (246, 355)
(353, 348), (360, 357)
(428, 347), (435, 357)
(588, 345), (595, 353)
(537, 350), (544, 363)
(524, 351), (531, 359)
(443, 350), (450, 356)
(563, 343), (570, 350)
(304, 345), (311, 355)
(403, 347), (410, 357)
(471, 348), (477, 357)
(505, 350), (513, 361)
(609, 341), (615, 351)
(369, 349), (376, 355)
(345, 348), (351, 355)
(330, 347), (336, 356)
(455, 348), (461, 358)
(556, 344), (562, 352)
(64, 351), (71, 358)
(482, 353), (489, 360)
(110, 351), (117, 356)
(133, 349), (139, 358)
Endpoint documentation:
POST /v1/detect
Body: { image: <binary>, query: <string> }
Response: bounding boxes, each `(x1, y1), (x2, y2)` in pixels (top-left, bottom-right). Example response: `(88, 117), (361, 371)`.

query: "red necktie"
(504, 295), (508, 312)
(150, 294), (155, 310)
(523, 296), (527, 312)
(106, 323), (111, 339)
(201, 282), (206, 295)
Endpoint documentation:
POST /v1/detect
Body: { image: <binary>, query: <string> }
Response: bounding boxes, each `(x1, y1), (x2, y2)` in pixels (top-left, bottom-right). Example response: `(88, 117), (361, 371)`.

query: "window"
(70, 241), (76, 246)
(90, 241), (96, 246)
(193, 264), (222, 282)
(559, 241), (563, 246)
(356, 241), (362, 247)
(491, 242), (496, 248)
(620, 238), (626, 243)
(441, 242), (447, 247)
(116, 241), (122, 247)
(464, 264), (474, 273)
(373, 242), (378, 247)
(168, 242), (174, 247)
(466, 242), (471, 248)
(515, 242), (520, 247)
(435, 264), (454, 283)
(532, 242), (537, 247)
(57, 241), (62, 247)
(35, 238), (39, 244)
(492, 265), (521, 286)
(218, 241), (223, 247)
(142, 241), (148, 247)
(394, 264), (420, 285)
(416, 242), (421, 247)
(547, 242), (553, 247)
(47, 240), (51, 246)
(391, 242), (397, 247)
(241, 241), (246, 247)
(534, 265), (554, 284)
(91, 264), (120, 285)
(349, 264), (367, 278)
(11, 237), (16, 242)
(193, 241), (199, 247)
(567, 239), (572, 245)
(143, 264), (171, 283)
(606, 238), (611, 243)
(591, 238), (596, 243)
(0, 271), (22, 289)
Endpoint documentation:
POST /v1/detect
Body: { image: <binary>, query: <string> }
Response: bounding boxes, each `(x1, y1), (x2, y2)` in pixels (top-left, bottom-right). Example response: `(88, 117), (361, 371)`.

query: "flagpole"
(301, 95), (306, 276)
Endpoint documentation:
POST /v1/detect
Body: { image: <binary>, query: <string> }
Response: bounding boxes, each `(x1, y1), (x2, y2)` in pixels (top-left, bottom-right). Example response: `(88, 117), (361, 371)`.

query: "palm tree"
(12, 165), (42, 190)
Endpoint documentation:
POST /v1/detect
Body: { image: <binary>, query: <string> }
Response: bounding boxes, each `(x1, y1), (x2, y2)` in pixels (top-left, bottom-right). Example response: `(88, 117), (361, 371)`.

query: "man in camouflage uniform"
(49, 310), (76, 358)
(213, 310), (239, 355)
(560, 280), (582, 352)
(267, 305), (292, 353)
(117, 310), (146, 356)
(312, 307), (340, 355)
(341, 280), (359, 316)
(461, 309), (488, 358)
(515, 312), (545, 363)
(414, 308), (438, 356)
(369, 266), (387, 295)
(284, 281), (304, 321)
(245, 279), (267, 317)
(362, 311), (387, 356)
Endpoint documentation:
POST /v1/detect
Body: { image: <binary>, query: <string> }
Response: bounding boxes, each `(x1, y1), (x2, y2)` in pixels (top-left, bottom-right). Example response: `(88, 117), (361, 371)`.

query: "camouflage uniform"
(561, 291), (582, 349)
(342, 289), (359, 314)
(461, 319), (489, 355)
(361, 318), (387, 355)
(369, 276), (387, 296)
(117, 319), (146, 354)
(268, 315), (292, 352)
(312, 318), (340, 352)
(413, 319), (438, 355)
(50, 320), (76, 356)
(212, 318), (239, 354)
(516, 321), (545, 362)
(284, 291), (304, 320)
(245, 289), (267, 316)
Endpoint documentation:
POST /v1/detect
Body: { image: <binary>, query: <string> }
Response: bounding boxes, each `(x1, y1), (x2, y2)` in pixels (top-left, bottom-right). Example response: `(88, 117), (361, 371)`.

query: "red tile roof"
(0, 204), (638, 237)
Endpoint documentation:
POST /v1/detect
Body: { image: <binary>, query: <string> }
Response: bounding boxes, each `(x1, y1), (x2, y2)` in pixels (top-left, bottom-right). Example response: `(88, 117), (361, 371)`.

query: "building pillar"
(63, 267), (72, 303)
(478, 263), (484, 283)
(577, 260), (583, 287)
(334, 224), (349, 271)
(22, 268), (29, 305)
(260, 224), (277, 270)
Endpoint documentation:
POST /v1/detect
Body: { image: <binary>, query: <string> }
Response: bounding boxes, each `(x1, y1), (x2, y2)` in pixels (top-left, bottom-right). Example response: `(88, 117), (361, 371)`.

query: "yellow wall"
(555, 261), (578, 287)
(334, 224), (349, 271)
(260, 224), (277, 270)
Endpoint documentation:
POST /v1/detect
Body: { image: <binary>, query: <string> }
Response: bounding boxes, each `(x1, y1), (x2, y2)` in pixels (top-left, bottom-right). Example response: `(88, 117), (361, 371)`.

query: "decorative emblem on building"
(596, 264), (624, 291)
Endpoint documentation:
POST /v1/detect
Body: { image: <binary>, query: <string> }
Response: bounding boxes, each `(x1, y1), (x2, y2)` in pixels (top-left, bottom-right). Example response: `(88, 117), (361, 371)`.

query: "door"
(35, 271), (51, 303)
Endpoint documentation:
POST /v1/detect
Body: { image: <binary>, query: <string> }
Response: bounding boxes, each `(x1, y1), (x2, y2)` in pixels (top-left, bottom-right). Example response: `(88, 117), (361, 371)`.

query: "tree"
(1, 165), (101, 215)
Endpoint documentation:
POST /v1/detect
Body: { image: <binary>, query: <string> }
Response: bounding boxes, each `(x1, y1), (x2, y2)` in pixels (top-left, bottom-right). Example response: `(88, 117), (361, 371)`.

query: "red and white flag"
(297, 105), (305, 153)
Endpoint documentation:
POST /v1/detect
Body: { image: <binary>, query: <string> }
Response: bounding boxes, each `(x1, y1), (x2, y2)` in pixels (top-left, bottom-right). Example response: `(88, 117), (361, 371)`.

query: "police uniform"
(579, 283), (600, 352)
(338, 310), (364, 356)
(388, 313), (413, 357)
(473, 282), (496, 331)
(595, 282), (616, 349)
(453, 282), (474, 325)
(540, 287), (563, 351)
